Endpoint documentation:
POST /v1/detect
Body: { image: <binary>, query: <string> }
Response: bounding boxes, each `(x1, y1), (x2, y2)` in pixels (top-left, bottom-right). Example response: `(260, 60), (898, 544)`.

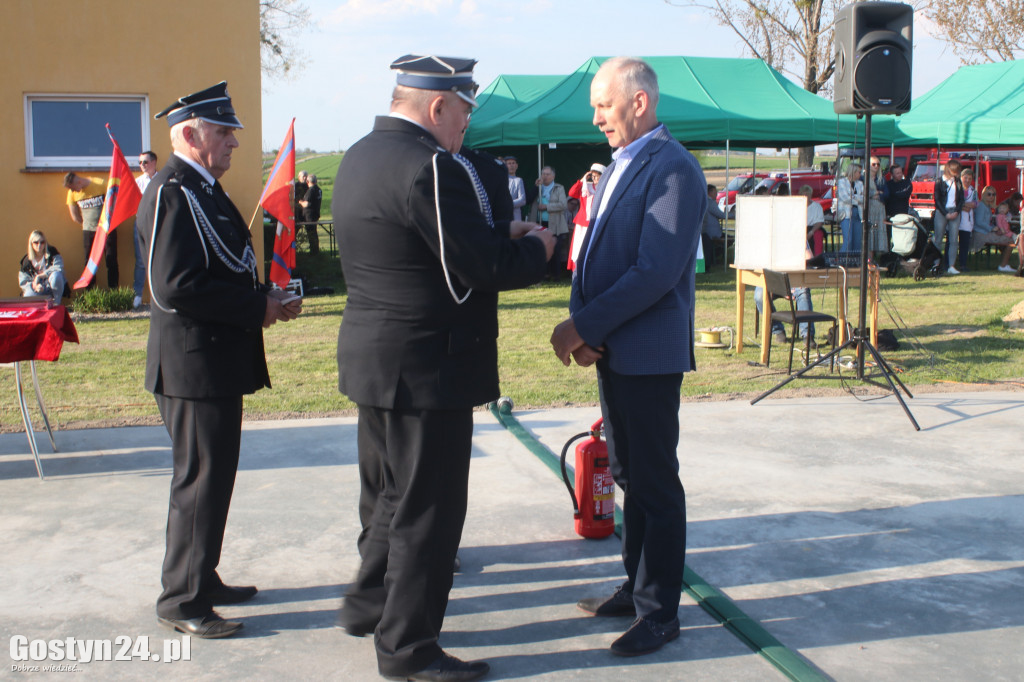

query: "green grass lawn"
(5, 264), (1023, 432)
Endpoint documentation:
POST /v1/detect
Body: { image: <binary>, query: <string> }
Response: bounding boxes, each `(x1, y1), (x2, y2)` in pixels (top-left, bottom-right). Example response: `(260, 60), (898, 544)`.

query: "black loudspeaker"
(833, 2), (913, 115)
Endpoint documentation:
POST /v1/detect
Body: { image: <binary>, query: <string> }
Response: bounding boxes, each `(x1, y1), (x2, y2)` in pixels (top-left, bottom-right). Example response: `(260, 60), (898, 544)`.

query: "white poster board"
(733, 196), (807, 271)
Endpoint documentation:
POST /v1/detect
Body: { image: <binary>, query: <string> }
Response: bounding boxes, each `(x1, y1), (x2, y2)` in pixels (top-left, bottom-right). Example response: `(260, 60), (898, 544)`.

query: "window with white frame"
(25, 94), (149, 169)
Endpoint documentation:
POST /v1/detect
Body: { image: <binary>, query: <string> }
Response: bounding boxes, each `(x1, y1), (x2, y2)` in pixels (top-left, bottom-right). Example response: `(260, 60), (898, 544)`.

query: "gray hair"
(391, 84), (443, 111)
(170, 118), (204, 148)
(600, 57), (660, 109)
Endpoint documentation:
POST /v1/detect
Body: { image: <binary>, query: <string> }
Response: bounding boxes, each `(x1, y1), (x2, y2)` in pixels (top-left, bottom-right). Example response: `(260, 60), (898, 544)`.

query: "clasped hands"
(263, 289), (303, 328)
(550, 318), (603, 367)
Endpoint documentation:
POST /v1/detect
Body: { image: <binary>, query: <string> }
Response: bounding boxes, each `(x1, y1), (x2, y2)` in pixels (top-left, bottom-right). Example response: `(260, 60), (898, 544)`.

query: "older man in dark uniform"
(138, 82), (301, 639)
(333, 56), (553, 682)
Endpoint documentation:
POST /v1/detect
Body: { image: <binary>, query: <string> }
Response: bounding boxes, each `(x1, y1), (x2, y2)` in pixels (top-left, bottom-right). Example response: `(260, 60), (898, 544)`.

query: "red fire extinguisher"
(559, 418), (615, 539)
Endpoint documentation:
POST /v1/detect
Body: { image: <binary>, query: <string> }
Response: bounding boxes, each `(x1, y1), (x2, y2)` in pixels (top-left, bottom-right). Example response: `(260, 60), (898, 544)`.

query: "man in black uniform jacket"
(333, 55), (554, 682)
(138, 82), (301, 639)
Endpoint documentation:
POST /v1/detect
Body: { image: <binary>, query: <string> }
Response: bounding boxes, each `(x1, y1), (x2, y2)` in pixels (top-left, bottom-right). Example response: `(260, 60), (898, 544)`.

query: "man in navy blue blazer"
(551, 56), (705, 657)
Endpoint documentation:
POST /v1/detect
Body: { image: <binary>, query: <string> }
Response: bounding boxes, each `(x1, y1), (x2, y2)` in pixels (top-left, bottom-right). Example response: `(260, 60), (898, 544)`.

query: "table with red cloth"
(0, 300), (79, 479)
(0, 303), (79, 362)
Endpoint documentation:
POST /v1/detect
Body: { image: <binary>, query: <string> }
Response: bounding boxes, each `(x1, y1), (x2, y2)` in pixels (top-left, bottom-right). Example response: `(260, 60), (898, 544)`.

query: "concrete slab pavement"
(1, 390), (1022, 680)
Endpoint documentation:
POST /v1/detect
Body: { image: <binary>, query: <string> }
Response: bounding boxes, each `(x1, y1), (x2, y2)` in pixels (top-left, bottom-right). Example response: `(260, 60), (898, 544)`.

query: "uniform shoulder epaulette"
(467, 148), (501, 167)
(417, 135), (448, 155)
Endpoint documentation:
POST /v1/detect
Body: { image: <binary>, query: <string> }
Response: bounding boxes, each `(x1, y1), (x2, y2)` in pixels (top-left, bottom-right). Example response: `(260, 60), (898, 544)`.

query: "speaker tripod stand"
(750, 113), (920, 431)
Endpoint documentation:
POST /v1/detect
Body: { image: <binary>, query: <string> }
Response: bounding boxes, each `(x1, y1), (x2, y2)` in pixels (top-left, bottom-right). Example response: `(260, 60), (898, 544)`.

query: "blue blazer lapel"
(586, 135), (667, 253)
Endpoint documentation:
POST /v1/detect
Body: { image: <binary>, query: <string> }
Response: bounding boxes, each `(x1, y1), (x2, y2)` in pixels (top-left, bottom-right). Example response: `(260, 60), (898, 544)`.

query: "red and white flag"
(260, 119), (296, 289)
(73, 125), (142, 289)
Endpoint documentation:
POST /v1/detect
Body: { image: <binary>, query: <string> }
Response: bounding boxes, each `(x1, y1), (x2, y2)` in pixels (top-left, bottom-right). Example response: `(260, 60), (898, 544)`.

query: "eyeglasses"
(983, 192), (996, 197)
(31, 240), (45, 245)
(870, 162), (880, 167)
(139, 159), (152, 165)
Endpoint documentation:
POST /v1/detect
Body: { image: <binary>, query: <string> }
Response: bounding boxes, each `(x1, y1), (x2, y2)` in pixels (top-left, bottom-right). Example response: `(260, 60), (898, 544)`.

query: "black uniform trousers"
(154, 393), (244, 620)
(339, 405), (473, 677)
(82, 228), (118, 290)
(596, 360), (685, 624)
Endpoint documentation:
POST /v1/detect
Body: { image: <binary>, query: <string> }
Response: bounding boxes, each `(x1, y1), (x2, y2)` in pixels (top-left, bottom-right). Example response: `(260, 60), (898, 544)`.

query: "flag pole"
(247, 204), (262, 232)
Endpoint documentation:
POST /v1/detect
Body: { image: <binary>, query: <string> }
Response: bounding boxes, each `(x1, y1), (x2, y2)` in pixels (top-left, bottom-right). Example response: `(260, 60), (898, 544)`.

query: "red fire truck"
(910, 153), (1024, 221)
(835, 146), (935, 180)
(717, 167), (836, 215)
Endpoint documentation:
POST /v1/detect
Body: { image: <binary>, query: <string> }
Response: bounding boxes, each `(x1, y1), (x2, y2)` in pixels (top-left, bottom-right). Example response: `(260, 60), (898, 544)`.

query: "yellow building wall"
(0, 0), (263, 299)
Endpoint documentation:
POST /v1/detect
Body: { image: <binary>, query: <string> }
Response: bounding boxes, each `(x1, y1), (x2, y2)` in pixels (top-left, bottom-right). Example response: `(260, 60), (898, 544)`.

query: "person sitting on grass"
(18, 230), (68, 304)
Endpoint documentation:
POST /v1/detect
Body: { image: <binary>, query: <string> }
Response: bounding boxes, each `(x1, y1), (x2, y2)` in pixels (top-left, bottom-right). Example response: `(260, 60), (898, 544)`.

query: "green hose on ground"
(487, 399), (829, 682)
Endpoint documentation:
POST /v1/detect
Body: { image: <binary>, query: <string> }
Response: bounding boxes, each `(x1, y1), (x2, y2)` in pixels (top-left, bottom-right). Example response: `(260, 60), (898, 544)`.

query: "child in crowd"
(994, 202), (1013, 239)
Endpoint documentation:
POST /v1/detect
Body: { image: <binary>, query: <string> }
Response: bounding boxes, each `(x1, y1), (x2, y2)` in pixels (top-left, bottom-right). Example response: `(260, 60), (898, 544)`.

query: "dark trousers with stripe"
(82, 228), (118, 289)
(339, 405), (474, 677)
(596, 360), (685, 623)
(154, 394), (243, 620)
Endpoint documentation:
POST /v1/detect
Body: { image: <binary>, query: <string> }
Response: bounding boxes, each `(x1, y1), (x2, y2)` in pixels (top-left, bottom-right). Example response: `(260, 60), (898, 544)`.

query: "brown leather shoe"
(158, 611), (242, 639)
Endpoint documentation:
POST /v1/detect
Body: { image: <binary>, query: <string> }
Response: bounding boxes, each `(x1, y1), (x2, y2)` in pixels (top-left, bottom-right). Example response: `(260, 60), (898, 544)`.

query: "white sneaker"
(946, 266), (960, 275)
(998, 265), (1015, 273)
(133, 295), (143, 308)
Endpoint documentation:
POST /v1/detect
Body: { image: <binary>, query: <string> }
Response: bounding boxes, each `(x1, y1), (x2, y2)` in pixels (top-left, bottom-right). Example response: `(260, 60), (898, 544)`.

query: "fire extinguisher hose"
(488, 399), (829, 682)
(558, 431), (591, 515)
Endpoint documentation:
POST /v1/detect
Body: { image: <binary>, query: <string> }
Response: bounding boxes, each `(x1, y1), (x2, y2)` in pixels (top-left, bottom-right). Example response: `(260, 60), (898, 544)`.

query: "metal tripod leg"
(751, 338), (854, 405)
(29, 361), (57, 451)
(14, 362), (45, 480)
(860, 340), (920, 431)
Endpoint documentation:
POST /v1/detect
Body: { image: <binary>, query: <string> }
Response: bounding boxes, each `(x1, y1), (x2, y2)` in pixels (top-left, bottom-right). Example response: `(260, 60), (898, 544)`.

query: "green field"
(263, 152), (343, 218)
(5, 263), (1024, 432)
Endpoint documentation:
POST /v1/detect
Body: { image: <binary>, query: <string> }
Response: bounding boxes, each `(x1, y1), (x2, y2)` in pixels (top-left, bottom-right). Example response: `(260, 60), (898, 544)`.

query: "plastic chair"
(763, 269), (839, 373)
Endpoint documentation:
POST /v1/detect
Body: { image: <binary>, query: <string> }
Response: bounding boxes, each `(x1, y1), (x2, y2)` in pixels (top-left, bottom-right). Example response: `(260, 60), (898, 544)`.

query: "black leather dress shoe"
(610, 616), (680, 656)
(577, 586), (636, 617)
(334, 616), (375, 638)
(384, 653), (490, 682)
(157, 611), (243, 639)
(205, 584), (257, 605)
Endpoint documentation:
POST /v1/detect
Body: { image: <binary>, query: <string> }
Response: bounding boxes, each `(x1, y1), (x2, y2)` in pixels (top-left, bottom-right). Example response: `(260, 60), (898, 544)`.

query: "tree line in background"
(260, 1), (1023, 160)
(260, 0), (310, 78)
(667, 0), (1023, 166)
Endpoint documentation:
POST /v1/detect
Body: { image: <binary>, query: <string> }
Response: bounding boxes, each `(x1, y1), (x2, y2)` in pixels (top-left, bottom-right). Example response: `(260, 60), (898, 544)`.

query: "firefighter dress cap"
(154, 81), (243, 128)
(391, 55), (480, 107)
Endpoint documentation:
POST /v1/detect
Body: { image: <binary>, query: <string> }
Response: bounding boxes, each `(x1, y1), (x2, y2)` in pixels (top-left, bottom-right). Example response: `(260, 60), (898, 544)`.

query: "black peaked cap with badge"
(390, 55), (480, 107)
(154, 81), (243, 128)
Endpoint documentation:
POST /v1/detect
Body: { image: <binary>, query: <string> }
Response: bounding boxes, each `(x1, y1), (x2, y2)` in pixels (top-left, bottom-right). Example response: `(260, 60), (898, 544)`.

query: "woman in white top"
(957, 167), (977, 270)
(836, 163), (864, 253)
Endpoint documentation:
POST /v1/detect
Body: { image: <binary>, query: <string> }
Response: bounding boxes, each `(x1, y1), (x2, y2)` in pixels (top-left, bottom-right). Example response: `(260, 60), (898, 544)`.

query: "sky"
(260, 0), (962, 153)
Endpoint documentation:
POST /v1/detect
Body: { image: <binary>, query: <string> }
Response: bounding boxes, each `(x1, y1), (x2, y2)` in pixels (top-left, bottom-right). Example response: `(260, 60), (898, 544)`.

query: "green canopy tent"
(465, 56), (893, 150)
(465, 56), (895, 269)
(472, 74), (565, 128)
(894, 60), (1024, 146)
(470, 75), (567, 183)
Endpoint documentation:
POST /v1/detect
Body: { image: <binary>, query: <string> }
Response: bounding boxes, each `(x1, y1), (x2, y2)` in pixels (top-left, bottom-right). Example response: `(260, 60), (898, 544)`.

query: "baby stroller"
(889, 213), (943, 281)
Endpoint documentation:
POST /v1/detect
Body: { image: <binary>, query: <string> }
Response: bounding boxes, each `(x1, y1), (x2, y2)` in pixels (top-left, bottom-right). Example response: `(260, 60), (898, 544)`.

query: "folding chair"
(763, 269), (839, 373)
